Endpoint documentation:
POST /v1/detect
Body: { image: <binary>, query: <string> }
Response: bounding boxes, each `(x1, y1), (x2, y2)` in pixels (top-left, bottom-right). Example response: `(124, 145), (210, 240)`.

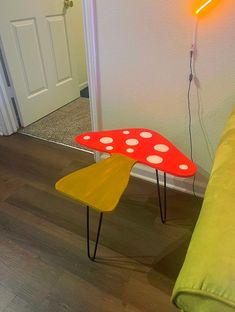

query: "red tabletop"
(75, 128), (197, 177)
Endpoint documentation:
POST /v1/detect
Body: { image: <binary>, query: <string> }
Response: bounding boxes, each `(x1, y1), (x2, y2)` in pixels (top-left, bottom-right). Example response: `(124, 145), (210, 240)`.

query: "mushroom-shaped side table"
(55, 128), (197, 260)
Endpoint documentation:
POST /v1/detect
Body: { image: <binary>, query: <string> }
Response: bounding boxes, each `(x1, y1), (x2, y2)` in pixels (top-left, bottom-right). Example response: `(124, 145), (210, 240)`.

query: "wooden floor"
(0, 134), (202, 312)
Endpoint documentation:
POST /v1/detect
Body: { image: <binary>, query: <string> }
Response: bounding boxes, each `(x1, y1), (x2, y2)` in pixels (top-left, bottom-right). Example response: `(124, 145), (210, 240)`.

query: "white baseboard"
(100, 153), (207, 198)
(79, 81), (88, 91)
(131, 163), (207, 198)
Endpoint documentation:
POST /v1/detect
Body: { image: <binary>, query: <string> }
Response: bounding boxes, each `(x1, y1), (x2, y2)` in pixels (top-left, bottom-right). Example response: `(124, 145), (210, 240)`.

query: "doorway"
(0, 0), (98, 147)
(18, 97), (92, 150)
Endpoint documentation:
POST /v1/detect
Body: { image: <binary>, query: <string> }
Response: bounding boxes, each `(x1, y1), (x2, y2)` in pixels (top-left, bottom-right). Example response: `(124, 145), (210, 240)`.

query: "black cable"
(187, 49), (199, 200)
(188, 50), (194, 161)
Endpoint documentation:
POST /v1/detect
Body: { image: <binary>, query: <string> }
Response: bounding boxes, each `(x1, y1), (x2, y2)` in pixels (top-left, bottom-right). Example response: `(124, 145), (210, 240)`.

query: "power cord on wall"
(187, 3), (218, 201)
(188, 49), (194, 161)
(187, 47), (199, 200)
(188, 16), (214, 201)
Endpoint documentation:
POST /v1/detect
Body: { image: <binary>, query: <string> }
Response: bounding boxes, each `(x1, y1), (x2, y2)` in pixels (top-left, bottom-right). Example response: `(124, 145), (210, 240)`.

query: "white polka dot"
(100, 137), (113, 144)
(140, 132), (152, 138)
(146, 155), (163, 164)
(123, 130), (130, 134)
(105, 146), (113, 151)
(179, 164), (188, 170)
(126, 139), (139, 146)
(154, 144), (169, 152)
(83, 136), (91, 140)
(126, 148), (134, 153)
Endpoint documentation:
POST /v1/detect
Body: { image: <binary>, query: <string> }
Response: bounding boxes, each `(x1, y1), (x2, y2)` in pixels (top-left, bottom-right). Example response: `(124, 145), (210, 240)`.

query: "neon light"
(195, 0), (212, 15)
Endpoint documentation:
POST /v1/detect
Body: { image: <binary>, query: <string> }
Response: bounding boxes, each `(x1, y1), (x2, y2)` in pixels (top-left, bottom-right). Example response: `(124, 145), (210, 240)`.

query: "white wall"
(94, 0), (235, 194)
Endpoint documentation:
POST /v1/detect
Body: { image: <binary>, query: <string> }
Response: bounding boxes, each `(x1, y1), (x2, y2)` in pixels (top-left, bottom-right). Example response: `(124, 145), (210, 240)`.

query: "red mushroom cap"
(75, 128), (197, 177)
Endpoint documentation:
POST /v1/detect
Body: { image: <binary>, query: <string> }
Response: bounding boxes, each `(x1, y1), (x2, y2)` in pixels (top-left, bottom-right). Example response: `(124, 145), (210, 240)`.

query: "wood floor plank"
(0, 133), (202, 311)
(5, 182), (194, 267)
(0, 234), (62, 305)
(0, 134), (94, 194)
(46, 270), (127, 312)
(0, 202), (135, 301)
(123, 269), (178, 312)
(3, 297), (32, 312)
(0, 172), (24, 202)
(0, 134), (94, 167)
(0, 284), (15, 312)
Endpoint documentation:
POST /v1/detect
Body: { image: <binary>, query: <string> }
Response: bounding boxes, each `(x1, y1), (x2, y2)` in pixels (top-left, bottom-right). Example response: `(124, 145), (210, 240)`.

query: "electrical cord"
(188, 50), (194, 161)
(189, 17), (214, 201)
(187, 48), (199, 200)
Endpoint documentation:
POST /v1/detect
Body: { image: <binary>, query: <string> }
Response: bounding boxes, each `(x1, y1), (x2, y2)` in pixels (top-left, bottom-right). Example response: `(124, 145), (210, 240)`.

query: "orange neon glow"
(195, 0), (213, 15)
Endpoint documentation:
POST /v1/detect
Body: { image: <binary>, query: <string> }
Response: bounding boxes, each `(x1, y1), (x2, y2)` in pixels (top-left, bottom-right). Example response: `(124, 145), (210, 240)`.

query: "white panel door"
(0, 1), (81, 126)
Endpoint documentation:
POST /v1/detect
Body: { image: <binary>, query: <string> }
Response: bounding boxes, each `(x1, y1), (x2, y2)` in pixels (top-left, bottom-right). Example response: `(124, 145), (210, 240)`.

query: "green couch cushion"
(171, 107), (235, 311)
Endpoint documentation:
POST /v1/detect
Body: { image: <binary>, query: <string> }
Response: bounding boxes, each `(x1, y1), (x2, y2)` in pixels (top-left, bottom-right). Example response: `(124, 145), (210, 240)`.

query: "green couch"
(171, 108), (235, 312)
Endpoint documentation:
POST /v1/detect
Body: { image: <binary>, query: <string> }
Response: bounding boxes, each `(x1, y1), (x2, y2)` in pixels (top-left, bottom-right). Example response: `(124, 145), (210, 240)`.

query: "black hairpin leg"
(155, 170), (167, 223)
(86, 206), (103, 261)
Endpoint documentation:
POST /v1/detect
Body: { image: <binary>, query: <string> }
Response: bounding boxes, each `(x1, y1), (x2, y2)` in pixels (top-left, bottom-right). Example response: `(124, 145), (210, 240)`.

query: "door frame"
(82, 0), (101, 132)
(0, 0), (100, 135)
(0, 50), (19, 135)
